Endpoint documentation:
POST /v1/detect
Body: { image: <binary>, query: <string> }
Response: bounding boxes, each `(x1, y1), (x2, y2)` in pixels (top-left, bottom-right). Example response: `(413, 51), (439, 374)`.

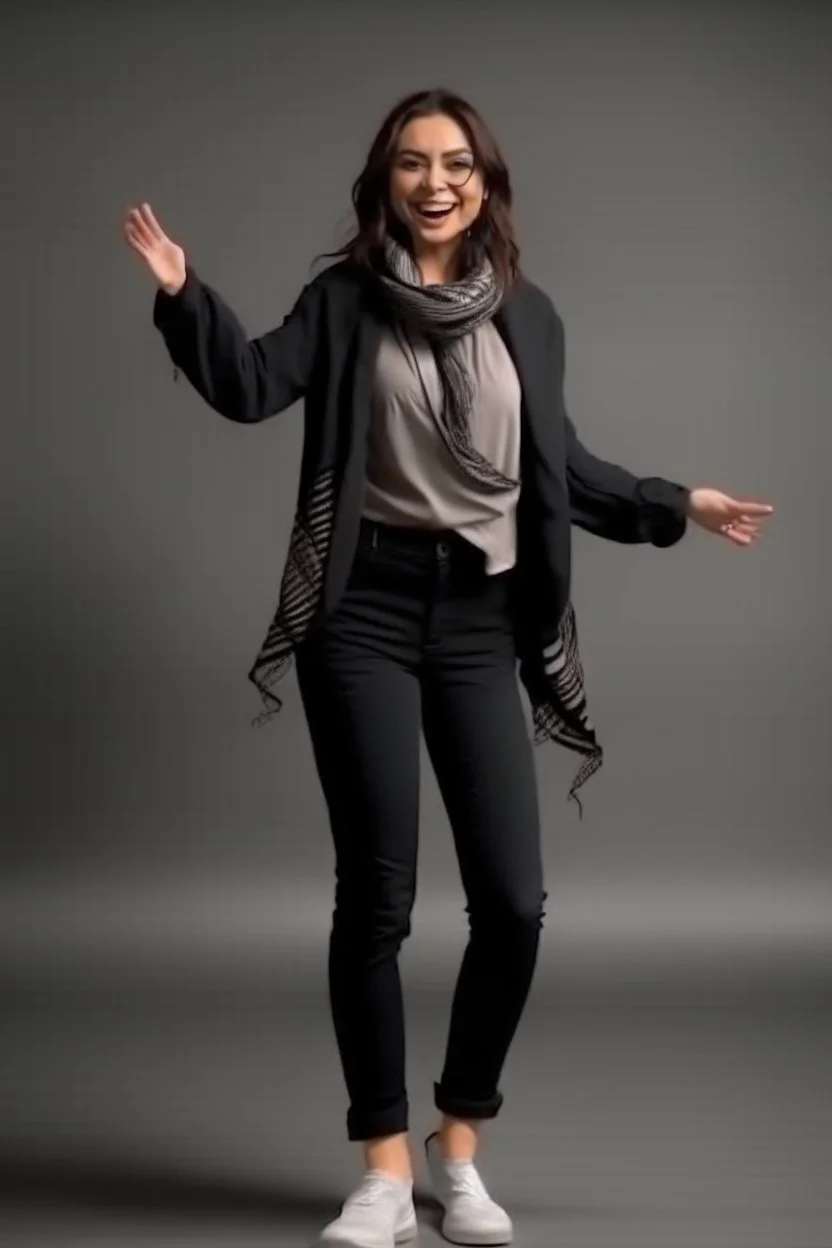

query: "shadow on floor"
(0, 1146), (342, 1226)
(0, 1145), (601, 1228)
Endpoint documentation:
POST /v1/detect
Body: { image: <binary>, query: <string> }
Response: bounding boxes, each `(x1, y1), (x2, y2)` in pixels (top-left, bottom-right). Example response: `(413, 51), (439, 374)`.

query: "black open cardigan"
(152, 259), (690, 815)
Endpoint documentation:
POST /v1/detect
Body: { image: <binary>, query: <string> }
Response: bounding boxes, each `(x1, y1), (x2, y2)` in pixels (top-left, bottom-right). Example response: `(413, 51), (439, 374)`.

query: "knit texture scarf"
(376, 233), (519, 492)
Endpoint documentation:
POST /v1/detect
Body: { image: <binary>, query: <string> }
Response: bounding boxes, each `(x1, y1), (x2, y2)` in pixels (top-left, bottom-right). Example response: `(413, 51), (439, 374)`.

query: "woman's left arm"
(565, 409), (691, 546)
(555, 312), (774, 547)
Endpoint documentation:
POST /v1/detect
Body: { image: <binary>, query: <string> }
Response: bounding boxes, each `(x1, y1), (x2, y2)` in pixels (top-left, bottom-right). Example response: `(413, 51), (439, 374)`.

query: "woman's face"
(388, 112), (486, 250)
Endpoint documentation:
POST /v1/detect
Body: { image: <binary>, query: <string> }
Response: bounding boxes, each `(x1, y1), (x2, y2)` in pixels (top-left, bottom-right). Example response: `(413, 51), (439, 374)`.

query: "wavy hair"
(314, 87), (521, 291)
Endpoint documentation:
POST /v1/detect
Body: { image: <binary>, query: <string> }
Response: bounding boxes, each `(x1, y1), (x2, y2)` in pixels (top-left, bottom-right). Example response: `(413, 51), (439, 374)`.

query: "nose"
(422, 161), (449, 192)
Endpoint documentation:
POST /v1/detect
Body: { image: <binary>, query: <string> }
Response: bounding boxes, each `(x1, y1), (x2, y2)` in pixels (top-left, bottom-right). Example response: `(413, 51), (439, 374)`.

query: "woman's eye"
(396, 159), (473, 176)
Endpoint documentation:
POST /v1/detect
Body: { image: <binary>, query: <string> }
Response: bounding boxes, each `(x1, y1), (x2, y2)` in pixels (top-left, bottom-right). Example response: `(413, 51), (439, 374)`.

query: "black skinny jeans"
(295, 516), (547, 1142)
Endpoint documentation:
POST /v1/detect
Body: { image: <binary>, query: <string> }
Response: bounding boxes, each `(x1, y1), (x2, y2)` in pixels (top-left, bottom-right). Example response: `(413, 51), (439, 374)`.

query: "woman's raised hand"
(123, 202), (187, 295)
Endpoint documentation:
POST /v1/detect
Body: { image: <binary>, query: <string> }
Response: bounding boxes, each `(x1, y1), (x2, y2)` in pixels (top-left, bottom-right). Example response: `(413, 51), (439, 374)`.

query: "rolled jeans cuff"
(434, 1081), (504, 1121)
(346, 1095), (409, 1142)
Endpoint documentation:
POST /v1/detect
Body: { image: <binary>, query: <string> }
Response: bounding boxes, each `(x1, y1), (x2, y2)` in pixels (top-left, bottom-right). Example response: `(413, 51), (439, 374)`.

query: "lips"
(414, 203), (455, 223)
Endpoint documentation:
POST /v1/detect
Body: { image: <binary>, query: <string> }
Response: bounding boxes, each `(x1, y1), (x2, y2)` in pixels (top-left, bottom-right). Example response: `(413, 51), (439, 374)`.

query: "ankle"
(363, 1132), (414, 1181)
(436, 1115), (481, 1162)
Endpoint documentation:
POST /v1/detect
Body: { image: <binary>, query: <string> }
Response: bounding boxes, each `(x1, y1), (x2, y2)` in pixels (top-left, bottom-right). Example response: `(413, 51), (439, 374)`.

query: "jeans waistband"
(357, 515), (484, 567)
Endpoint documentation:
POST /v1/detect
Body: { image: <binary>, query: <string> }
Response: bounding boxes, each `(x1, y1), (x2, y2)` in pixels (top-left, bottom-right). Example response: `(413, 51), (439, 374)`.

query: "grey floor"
(2, 963), (830, 1248)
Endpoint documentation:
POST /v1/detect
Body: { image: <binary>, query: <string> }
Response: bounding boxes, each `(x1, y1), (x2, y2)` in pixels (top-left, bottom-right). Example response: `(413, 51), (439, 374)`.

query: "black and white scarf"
(376, 233), (519, 493)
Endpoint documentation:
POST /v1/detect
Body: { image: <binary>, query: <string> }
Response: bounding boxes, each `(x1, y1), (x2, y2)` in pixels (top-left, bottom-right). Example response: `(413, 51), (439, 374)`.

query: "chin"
(411, 220), (467, 244)
(417, 229), (464, 245)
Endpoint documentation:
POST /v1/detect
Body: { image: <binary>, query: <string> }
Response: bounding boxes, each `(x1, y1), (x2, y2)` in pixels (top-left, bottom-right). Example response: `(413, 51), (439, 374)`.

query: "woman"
(124, 87), (773, 1248)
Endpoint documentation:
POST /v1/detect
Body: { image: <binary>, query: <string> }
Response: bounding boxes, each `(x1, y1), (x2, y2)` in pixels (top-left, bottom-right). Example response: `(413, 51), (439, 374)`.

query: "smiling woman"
(316, 86), (519, 293)
(388, 120), (486, 281)
(126, 81), (773, 1248)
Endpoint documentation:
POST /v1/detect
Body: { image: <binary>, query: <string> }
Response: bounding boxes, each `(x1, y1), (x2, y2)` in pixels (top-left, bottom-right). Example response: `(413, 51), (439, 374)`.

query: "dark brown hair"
(313, 87), (521, 290)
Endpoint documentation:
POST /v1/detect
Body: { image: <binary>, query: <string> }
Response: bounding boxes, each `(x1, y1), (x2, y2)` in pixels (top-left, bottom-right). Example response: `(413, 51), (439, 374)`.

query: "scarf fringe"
(521, 600), (604, 818)
(530, 703), (603, 820)
(247, 467), (336, 723)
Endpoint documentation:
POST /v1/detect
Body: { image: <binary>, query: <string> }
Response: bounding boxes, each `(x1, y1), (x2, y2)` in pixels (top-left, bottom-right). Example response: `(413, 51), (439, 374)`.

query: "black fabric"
(295, 519), (545, 1140)
(153, 259), (690, 813)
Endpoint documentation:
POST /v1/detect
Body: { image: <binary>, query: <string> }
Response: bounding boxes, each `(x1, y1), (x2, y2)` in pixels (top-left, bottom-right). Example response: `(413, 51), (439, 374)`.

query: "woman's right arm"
(124, 202), (320, 423)
(152, 267), (322, 423)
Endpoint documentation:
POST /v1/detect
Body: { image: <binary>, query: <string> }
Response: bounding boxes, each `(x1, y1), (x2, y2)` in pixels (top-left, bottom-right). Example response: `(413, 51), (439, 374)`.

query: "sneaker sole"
(440, 1224), (513, 1247)
(318, 1215), (418, 1247)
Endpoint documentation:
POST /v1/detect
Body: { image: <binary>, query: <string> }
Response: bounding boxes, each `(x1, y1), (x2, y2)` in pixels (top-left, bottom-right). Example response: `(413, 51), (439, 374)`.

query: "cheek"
(389, 172), (415, 209)
(461, 190), (484, 220)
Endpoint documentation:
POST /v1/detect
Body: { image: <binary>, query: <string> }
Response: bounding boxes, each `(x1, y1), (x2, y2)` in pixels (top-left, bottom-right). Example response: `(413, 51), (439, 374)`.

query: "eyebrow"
(396, 147), (473, 158)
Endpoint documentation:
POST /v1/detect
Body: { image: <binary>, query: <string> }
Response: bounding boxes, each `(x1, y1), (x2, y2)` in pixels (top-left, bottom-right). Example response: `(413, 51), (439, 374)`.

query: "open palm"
(686, 487), (774, 546)
(123, 202), (186, 295)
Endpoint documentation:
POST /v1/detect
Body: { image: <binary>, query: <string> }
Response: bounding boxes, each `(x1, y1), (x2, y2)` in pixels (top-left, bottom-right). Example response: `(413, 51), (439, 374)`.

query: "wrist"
(684, 487), (699, 516)
(160, 272), (187, 297)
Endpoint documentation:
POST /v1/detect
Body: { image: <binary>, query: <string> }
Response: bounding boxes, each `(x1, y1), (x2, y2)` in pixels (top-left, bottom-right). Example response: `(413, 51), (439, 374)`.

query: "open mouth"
(413, 203), (456, 224)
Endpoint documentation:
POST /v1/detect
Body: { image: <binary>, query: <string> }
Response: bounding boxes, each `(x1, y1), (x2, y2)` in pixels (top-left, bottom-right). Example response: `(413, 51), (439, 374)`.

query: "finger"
(731, 524), (761, 544)
(720, 521), (760, 541)
(735, 501), (774, 516)
(123, 221), (148, 254)
(141, 202), (166, 241)
(726, 529), (754, 546)
(127, 207), (155, 248)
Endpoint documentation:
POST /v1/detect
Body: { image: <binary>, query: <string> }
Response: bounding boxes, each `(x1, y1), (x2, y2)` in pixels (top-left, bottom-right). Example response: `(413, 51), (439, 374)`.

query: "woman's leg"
(420, 565), (546, 1159)
(295, 548), (423, 1176)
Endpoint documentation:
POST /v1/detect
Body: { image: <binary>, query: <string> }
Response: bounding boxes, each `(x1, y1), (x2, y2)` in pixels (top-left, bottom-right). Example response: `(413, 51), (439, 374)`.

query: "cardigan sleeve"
(152, 264), (322, 423)
(553, 311), (690, 547)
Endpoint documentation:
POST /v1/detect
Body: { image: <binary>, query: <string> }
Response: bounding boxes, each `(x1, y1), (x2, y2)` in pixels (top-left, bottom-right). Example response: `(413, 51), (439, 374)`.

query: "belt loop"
(371, 524), (379, 550)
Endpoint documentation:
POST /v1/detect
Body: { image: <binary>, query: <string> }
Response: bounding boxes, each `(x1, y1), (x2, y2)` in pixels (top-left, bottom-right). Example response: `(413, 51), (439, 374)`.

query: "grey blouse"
(361, 319), (522, 575)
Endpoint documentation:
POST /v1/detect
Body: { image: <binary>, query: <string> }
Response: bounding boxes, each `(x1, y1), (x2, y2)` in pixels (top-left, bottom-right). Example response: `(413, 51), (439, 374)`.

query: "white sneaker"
(424, 1133), (512, 1245)
(319, 1169), (418, 1248)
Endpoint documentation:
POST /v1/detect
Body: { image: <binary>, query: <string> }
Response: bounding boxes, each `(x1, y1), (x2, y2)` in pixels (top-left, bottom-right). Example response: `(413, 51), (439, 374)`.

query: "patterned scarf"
(376, 233), (519, 492)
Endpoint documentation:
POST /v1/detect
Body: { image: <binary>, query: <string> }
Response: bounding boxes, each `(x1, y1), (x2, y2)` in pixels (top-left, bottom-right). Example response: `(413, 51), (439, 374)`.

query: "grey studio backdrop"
(2, 2), (831, 1245)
